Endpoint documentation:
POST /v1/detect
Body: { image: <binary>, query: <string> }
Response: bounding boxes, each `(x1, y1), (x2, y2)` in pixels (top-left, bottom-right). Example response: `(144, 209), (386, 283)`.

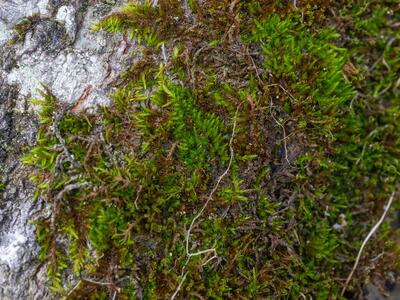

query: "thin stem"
(341, 190), (397, 296)
(172, 103), (242, 300)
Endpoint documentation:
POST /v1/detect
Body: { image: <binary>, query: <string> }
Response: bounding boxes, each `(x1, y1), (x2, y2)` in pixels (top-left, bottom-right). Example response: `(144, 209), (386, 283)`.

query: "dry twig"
(65, 280), (82, 299)
(170, 272), (188, 300)
(269, 97), (292, 166)
(82, 277), (121, 292)
(170, 104), (242, 300)
(185, 104), (241, 257)
(341, 190), (397, 296)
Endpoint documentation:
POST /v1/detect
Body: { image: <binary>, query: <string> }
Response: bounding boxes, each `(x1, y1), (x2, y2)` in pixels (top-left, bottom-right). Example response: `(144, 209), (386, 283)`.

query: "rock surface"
(0, 1), (398, 299)
(0, 0), (137, 298)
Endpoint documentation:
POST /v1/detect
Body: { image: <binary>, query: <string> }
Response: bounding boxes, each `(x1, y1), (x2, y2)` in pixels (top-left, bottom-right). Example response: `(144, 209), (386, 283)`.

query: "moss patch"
(24, 1), (400, 299)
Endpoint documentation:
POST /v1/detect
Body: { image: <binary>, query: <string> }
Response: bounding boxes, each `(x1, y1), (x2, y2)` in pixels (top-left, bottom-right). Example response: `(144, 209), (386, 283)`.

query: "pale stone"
(0, 1), (135, 298)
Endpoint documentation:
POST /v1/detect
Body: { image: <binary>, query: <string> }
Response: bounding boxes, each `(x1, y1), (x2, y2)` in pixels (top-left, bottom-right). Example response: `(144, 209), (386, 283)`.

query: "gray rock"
(0, 79), (46, 299)
(30, 19), (69, 54)
(0, 0), (138, 298)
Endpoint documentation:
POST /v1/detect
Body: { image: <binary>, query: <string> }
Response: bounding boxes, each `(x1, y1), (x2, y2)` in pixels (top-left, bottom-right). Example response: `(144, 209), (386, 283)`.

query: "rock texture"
(0, 1), (137, 298)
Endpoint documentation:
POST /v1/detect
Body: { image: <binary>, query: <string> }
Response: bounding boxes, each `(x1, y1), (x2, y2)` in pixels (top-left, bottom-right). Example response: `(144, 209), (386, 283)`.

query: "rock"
(55, 5), (77, 41)
(0, 0), (138, 298)
(0, 79), (46, 299)
(26, 19), (69, 54)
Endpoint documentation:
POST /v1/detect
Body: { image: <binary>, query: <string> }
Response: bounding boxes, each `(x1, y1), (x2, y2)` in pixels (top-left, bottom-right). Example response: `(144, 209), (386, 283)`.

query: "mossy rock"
(24, 1), (400, 299)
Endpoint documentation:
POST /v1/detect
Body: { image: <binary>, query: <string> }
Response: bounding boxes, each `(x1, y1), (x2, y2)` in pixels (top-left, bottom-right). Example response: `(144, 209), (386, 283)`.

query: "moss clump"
(9, 14), (41, 45)
(24, 1), (400, 299)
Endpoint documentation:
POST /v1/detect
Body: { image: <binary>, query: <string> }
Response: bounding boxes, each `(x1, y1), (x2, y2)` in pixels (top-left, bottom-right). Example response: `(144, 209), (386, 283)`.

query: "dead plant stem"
(341, 190), (397, 296)
(171, 103), (242, 300)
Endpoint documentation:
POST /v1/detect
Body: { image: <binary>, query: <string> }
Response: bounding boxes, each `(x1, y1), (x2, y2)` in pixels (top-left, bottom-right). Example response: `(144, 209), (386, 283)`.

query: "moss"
(0, 178), (4, 191)
(24, 0), (400, 299)
(9, 14), (41, 45)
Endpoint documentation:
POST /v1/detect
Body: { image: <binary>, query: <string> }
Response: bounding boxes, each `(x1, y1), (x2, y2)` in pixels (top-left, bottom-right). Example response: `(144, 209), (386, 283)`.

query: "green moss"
(0, 179), (4, 191)
(24, 0), (400, 299)
(9, 14), (41, 45)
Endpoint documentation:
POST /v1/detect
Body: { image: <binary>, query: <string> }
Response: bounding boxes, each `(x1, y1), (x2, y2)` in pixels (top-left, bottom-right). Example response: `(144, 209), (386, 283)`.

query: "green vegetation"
(24, 1), (399, 299)
(9, 14), (41, 45)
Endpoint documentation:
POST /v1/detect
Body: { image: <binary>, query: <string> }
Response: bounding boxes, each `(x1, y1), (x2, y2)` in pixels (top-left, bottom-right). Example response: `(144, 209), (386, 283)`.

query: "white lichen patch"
(4, 3), (137, 110)
(56, 5), (77, 41)
(0, 232), (27, 268)
(0, 21), (13, 47)
(7, 50), (112, 106)
(0, 0), (50, 24)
